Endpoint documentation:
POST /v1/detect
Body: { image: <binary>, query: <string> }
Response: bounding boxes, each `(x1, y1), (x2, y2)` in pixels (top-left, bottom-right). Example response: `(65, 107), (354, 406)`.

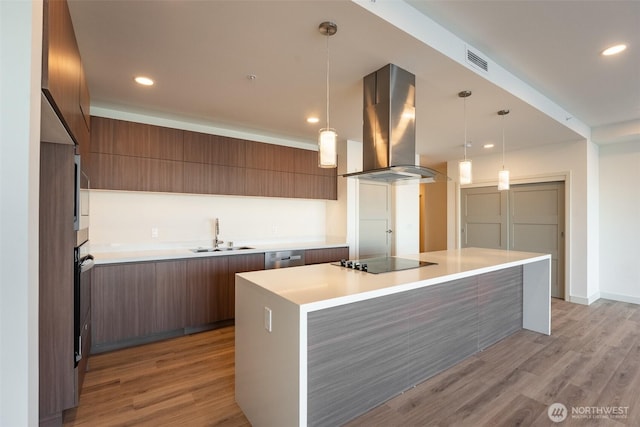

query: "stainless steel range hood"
(343, 64), (449, 183)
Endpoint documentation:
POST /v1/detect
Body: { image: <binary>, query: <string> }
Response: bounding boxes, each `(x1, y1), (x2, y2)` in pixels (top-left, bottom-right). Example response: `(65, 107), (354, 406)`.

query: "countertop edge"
(300, 253), (551, 312)
(93, 242), (349, 265)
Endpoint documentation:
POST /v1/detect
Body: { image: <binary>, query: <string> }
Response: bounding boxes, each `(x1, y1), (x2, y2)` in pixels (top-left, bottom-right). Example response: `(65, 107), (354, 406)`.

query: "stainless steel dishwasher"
(264, 250), (305, 269)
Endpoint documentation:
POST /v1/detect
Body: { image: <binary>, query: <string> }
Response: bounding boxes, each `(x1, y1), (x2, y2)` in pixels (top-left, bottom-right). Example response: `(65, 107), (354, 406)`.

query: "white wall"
(0, 1), (42, 425)
(448, 138), (600, 304)
(599, 140), (640, 304)
(90, 191), (328, 252)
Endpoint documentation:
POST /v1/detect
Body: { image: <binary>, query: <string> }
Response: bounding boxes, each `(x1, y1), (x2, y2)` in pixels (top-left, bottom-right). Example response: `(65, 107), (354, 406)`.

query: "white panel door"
(359, 182), (391, 258)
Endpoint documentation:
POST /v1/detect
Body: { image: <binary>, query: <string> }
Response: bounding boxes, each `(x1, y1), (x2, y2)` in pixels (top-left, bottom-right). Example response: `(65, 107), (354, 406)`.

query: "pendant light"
(458, 90), (472, 185)
(497, 109), (510, 191)
(318, 21), (338, 168)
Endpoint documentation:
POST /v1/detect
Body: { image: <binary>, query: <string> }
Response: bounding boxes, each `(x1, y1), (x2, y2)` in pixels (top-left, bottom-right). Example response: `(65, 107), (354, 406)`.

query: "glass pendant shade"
(498, 169), (510, 191)
(318, 128), (337, 168)
(459, 160), (472, 185)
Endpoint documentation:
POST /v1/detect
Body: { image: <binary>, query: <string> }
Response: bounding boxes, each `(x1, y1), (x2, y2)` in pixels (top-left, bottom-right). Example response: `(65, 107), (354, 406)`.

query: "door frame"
(455, 172), (571, 301)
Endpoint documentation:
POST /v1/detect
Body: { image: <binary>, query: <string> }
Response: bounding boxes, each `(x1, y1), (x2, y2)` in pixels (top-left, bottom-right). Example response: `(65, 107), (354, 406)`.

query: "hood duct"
(343, 64), (449, 183)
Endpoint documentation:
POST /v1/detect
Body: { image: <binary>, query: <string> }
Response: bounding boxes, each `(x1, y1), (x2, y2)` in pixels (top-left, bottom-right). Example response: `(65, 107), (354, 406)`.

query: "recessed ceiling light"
(307, 117), (320, 124)
(134, 76), (154, 86)
(602, 44), (627, 56)
(483, 143), (495, 149)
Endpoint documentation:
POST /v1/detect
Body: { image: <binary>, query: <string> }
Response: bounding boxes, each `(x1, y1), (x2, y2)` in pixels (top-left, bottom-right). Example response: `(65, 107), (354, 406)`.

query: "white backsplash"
(89, 190), (327, 252)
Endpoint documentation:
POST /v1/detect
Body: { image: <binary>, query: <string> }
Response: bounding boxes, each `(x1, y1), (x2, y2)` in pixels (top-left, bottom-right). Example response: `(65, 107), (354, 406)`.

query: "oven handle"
(80, 255), (95, 273)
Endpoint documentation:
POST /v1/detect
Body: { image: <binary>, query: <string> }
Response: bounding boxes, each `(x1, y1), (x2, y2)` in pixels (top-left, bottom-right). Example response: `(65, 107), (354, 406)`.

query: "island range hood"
(343, 64), (449, 183)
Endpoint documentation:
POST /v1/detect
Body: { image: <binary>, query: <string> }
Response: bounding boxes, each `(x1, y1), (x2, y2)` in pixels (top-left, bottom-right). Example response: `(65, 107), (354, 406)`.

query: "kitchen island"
(235, 248), (551, 427)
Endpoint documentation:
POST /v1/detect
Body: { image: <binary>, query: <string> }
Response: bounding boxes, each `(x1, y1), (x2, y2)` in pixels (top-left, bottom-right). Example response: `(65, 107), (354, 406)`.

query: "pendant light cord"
(501, 117), (505, 170)
(463, 95), (468, 160)
(325, 33), (330, 130)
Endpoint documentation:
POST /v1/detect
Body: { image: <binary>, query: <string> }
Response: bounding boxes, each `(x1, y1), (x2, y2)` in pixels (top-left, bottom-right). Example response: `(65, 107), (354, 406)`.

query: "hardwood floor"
(64, 299), (640, 426)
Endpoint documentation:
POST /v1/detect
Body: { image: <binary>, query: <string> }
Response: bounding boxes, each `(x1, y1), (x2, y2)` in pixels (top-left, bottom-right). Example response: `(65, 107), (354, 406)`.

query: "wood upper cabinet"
(245, 141), (296, 172)
(88, 116), (337, 200)
(92, 117), (184, 160)
(245, 169), (295, 198)
(184, 132), (245, 167)
(89, 117), (184, 193)
(305, 247), (349, 265)
(42, 0), (89, 148)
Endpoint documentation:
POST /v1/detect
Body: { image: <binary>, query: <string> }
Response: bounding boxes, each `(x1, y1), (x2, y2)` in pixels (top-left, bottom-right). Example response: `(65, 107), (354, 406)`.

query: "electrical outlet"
(151, 227), (159, 239)
(264, 307), (272, 332)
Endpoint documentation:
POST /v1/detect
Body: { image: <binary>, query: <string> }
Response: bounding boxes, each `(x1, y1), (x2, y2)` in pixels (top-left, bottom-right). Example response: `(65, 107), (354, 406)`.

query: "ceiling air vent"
(466, 47), (489, 72)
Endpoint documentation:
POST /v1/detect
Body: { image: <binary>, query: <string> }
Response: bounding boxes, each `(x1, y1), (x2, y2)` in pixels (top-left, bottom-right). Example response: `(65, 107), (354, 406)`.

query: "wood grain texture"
(39, 142), (77, 419)
(304, 247), (349, 265)
(307, 276), (485, 426)
(63, 299), (640, 426)
(154, 260), (187, 333)
(91, 263), (156, 346)
(148, 125), (184, 161)
(87, 116), (336, 200)
(42, 0), (82, 144)
(89, 116), (113, 154)
(245, 140), (295, 172)
(186, 257), (229, 327)
(183, 162), (246, 196)
(183, 131), (245, 167)
(112, 118), (151, 157)
(227, 254), (264, 319)
(478, 267), (523, 349)
(294, 173), (336, 200)
(244, 168), (294, 198)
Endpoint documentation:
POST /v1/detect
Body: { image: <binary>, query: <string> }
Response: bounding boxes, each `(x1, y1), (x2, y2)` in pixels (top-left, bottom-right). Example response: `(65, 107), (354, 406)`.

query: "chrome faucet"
(214, 218), (224, 248)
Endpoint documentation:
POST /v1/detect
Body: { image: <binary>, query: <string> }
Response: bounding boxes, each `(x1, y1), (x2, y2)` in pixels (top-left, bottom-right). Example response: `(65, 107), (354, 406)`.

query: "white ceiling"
(68, 0), (639, 165)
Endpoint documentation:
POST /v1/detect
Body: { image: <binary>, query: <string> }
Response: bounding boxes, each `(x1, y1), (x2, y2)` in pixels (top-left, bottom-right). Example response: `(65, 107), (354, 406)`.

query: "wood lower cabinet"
(92, 263), (156, 346)
(91, 254), (266, 351)
(186, 256), (230, 327)
(228, 254), (265, 318)
(154, 260), (187, 333)
(305, 247), (349, 265)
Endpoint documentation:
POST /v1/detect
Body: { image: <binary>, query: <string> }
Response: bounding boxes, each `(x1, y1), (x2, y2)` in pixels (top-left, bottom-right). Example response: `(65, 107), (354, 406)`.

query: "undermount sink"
(190, 246), (254, 253)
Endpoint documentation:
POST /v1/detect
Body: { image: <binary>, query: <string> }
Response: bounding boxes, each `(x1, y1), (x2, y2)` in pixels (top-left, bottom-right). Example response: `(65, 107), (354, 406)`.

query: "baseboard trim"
(568, 291), (601, 305)
(599, 292), (640, 305)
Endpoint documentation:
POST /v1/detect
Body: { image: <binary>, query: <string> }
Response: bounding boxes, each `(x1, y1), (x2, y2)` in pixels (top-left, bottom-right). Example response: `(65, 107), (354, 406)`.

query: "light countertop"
(92, 241), (348, 265)
(236, 247), (551, 311)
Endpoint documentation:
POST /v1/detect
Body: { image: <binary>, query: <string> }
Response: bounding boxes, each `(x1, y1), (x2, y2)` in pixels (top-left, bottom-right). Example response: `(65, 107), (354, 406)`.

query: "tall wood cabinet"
(40, 0), (91, 424)
(39, 142), (76, 426)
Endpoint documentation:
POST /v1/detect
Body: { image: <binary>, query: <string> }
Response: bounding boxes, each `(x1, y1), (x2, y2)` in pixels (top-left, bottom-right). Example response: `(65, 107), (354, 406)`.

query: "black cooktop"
(332, 257), (437, 274)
